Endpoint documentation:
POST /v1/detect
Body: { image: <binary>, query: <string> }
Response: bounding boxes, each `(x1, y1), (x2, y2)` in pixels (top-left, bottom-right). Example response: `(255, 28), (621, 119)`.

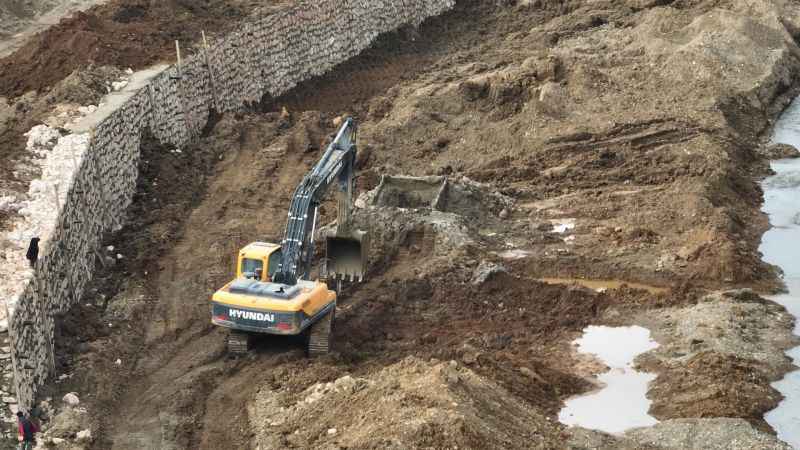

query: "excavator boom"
(273, 118), (367, 285)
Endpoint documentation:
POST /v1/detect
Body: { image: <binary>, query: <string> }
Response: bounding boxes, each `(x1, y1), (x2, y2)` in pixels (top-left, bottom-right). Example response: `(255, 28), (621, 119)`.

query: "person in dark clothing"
(25, 238), (40, 268)
(16, 411), (38, 450)
(28, 404), (44, 430)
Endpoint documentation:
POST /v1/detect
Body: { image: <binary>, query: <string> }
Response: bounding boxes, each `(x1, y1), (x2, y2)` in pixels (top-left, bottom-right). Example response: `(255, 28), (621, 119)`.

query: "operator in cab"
(243, 258), (264, 281)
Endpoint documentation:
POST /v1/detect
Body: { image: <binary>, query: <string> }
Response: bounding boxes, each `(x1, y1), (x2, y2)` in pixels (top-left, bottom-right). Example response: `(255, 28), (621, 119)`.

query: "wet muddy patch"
(559, 325), (659, 433)
(761, 96), (800, 448)
(539, 278), (668, 295)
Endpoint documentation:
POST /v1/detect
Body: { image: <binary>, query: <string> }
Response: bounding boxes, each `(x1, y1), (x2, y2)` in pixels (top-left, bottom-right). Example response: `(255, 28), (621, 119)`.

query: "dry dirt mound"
(347, 174), (514, 274)
(249, 357), (564, 449)
(0, 0), (107, 59)
(627, 418), (793, 450)
(0, 0), (285, 98)
(355, 0), (800, 289)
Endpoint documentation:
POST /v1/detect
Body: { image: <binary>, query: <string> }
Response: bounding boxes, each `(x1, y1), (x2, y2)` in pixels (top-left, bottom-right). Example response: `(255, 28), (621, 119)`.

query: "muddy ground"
(3, 0), (800, 448)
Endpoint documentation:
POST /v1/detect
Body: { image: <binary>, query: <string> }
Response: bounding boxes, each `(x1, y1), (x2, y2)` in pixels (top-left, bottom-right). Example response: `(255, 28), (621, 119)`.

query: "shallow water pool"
(558, 325), (660, 434)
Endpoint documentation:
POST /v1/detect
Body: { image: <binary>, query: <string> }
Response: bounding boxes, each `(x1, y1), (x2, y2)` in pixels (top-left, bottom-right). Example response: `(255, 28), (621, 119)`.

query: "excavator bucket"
(325, 228), (368, 282)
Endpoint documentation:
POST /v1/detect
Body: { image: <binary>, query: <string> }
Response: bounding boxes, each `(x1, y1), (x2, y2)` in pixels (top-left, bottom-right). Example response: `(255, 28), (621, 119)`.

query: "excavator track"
(307, 306), (335, 357)
(227, 330), (252, 355)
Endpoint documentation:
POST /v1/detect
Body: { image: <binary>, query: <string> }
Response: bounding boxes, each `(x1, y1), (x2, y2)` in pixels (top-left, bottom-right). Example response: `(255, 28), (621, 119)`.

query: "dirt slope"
(0, 0), (107, 58)
(249, 357), (565, 449)
(0, 0), (287, 99)
(355, 0), (800, 290)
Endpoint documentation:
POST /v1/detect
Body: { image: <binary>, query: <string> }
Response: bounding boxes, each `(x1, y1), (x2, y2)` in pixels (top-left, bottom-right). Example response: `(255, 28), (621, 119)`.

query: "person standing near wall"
(28, 404), (44, 431)
(25, 237), (40, 267)
(16, 411), (38, 450)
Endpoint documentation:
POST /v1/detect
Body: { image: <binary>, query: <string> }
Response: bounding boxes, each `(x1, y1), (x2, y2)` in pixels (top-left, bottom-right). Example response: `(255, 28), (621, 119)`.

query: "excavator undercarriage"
(307, 307), (335, 357)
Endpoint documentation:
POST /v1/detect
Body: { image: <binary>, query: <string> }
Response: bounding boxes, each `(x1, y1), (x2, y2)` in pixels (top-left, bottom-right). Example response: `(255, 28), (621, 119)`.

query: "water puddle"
(498, 249), (533, 259)
(765, 279), (800, 448)
(559, 325), (660, 433)
(539, 277), (668, 295)
(551, 218), (576, 233)
(761, 96), (800, 448)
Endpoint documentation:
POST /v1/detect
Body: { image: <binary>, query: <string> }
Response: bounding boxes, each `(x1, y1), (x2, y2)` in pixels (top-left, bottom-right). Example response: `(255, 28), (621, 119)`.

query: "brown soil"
(647, 351), (780, 432)
(632, 290), (798, 434)
(248, 357), (568, 449)
(7, 0), (800, 448)
(0, 0), (287, 99)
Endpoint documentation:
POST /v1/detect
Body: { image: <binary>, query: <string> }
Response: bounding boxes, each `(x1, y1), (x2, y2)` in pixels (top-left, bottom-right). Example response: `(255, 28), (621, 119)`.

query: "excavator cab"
(236, 242), (280, 281)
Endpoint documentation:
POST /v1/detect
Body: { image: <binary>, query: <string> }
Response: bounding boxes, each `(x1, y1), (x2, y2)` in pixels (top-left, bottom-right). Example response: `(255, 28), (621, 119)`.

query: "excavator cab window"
(268, 250), (282, 279)
(241, 258), (264, 280)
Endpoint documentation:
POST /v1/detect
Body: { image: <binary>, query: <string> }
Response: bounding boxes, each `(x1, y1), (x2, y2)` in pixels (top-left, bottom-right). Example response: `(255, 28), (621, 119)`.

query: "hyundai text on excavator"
(210, 118), (367, 356)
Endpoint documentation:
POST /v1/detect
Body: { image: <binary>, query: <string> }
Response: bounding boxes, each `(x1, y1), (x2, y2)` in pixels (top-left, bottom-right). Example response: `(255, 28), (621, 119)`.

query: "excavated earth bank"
(0, 0), (108, 58)
(3, 0), (800, 448)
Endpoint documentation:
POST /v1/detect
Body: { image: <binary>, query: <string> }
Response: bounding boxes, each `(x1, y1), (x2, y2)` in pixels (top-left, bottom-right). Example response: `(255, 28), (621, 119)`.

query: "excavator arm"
(273, 118), (362, 286)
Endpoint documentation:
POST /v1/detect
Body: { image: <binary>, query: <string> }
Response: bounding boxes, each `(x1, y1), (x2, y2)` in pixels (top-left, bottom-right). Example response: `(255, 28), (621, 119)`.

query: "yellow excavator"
(211, 118), (367, 356)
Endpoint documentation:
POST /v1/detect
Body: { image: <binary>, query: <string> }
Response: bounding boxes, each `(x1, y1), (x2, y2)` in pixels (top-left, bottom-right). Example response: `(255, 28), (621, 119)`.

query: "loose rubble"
(249, 358), (564, 449)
